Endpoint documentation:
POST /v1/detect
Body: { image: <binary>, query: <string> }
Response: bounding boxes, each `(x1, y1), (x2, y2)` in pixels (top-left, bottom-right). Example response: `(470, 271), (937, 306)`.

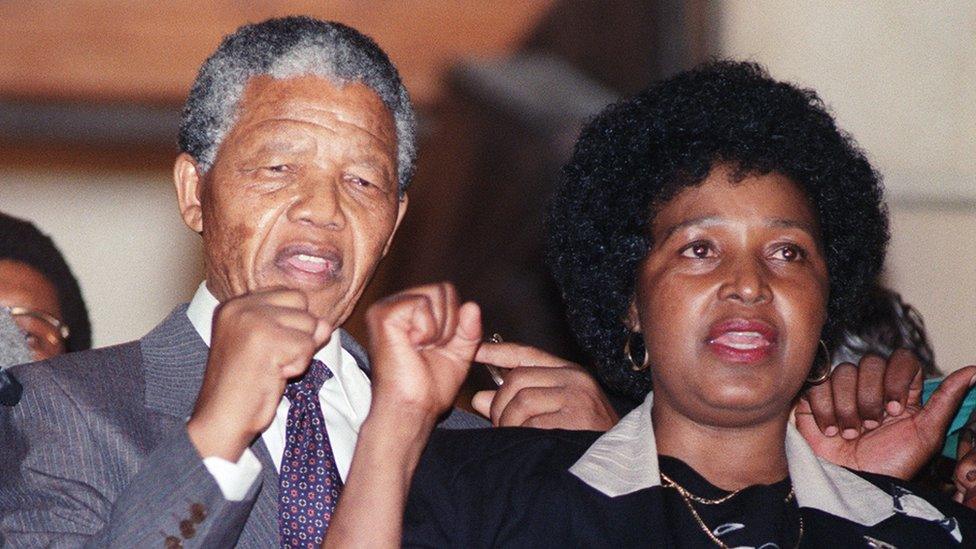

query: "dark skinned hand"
(797, 361), (976, 480)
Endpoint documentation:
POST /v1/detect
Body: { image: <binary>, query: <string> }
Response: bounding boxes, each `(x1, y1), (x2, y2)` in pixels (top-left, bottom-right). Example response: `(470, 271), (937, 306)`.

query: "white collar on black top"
(569, 393), (962, 541)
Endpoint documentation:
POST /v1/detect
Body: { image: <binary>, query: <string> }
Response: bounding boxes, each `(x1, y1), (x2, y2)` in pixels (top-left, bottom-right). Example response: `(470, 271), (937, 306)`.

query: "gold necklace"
(659, 472), (803, 549)
(659, 472), (745, 504)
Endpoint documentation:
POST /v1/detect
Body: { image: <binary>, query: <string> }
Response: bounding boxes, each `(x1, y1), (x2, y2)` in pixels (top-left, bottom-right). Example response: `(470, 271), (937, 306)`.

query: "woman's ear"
(174, 153), (204, 234)
(624, 298), (641, 333)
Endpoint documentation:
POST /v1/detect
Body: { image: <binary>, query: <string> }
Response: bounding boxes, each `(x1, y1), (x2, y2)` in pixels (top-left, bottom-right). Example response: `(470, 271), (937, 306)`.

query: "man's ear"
(381, 193), (409, 257)
(173, 153), (204, 234)
(624, 297), (641, 333)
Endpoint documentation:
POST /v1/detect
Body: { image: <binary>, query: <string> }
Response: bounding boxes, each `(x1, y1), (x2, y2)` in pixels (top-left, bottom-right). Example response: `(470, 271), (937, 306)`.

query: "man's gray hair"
(179, 16), (417, 193)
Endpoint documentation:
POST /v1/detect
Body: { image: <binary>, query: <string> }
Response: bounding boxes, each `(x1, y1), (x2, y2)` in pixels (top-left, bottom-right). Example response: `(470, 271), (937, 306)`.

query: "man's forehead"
(238, 76), (393, 124)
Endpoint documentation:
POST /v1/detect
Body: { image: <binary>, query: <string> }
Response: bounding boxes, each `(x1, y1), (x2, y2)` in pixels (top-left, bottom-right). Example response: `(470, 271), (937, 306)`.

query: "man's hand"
(800, 349), (922, 439)
(365, 282), (481, 425)
(187, 289), (331, 461)
(797, 363), (976, 480)
(471, 342), (619, 430)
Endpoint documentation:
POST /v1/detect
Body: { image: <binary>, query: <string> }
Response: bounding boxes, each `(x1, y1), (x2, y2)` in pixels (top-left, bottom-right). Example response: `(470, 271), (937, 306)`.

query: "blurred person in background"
(0, 212), (91, 361)
(832, 284), (938, 376)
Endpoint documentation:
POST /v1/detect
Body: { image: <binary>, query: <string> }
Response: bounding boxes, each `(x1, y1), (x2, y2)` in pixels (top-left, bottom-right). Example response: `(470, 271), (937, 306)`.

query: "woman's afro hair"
(546, 60), (889, 401)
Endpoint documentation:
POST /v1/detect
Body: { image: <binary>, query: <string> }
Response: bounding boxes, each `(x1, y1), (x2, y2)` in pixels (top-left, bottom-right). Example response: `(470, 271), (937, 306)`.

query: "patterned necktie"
(278, 359), (342, 547)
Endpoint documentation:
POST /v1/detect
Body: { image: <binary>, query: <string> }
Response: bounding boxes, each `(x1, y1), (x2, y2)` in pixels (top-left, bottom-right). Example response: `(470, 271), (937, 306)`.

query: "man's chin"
(305, 293), (348, 324)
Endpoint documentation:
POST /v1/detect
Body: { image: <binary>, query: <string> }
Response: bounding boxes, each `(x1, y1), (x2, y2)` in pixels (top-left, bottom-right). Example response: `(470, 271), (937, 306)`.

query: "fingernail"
(863, 420), (879, 429)
(841, 428), (859, 440)
(824, 425), (839, 437)
(967, 470), (976, 482)
(886, 401), (903, 416)
(969, 374), (976, 388)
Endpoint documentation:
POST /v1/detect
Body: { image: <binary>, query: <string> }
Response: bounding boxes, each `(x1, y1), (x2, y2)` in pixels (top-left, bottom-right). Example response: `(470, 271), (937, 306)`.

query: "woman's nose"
(288, 178), (346, 229)
(718, 256), (772, 304)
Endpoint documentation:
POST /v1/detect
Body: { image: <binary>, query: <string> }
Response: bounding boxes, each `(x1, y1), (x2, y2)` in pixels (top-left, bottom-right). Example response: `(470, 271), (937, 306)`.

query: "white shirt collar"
(185, 282), (343, 374)
(569, 392), (960, 538)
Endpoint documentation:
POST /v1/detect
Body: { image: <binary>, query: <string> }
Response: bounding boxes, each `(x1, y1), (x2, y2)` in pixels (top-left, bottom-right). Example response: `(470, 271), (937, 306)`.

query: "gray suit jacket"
(0, 304), (487, 548)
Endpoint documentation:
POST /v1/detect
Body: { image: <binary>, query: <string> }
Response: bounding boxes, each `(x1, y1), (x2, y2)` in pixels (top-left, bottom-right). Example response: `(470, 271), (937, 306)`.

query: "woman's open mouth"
(706, 318), (778, 364)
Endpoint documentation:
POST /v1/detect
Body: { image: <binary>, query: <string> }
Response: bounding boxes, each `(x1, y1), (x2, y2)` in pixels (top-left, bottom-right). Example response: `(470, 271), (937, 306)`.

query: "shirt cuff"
(202, 448), (262, 501)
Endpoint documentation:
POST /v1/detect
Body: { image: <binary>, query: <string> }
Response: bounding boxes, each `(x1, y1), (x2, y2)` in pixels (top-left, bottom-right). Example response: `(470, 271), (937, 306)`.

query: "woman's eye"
(680, 242), (715, 259)
(771, 244), (804, 261)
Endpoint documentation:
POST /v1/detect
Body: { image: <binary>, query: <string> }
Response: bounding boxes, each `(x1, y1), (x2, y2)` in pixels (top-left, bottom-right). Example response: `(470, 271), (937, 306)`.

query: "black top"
(402, 427), (976, 548)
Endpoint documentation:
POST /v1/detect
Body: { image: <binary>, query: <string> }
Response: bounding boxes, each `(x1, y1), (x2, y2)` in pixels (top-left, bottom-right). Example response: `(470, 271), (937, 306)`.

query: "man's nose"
(288, 178), (346, 229)
(717, 255), (772, 305)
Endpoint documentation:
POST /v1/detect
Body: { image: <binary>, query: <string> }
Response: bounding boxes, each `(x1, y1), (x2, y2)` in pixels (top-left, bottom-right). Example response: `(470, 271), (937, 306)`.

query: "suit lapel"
(139, 309), (369, 547)
(141, 304), (210, 419)
(339, 329), (370, 377)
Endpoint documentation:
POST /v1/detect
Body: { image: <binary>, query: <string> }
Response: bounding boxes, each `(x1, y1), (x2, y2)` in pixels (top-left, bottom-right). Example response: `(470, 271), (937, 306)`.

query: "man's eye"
(680, 242), (715, 259)
(262, 165), (290, 174)
(771, 244), (804, 261)
(345, 174), (373, 188)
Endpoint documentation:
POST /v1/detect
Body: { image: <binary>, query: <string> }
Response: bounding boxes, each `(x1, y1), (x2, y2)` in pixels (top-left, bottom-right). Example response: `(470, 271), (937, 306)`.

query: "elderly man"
(0, 17), (618, 548)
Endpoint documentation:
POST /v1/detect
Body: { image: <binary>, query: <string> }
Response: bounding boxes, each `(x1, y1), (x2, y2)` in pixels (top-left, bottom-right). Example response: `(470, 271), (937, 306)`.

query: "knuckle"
(859, 392), (883, 409)
(858, 353), (885, 369)
(507, 388), (542, 415)
(833, 363), (857, 379)
(503, 368), (530, 387)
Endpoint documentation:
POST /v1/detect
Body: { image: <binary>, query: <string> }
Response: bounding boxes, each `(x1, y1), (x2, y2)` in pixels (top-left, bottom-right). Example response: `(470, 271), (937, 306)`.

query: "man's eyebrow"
(347, 154), (395, 177)
(250, 139), (307, 155)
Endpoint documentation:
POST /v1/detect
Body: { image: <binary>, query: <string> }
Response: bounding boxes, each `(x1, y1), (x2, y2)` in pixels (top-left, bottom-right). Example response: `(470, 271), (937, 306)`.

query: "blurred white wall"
(718, 0), (976, 370)
(0, 170), (203, 347)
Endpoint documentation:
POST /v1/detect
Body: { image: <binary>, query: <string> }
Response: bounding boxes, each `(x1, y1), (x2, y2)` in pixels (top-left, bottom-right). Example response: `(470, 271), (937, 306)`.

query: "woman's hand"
(325, 284), (480, 549)
(796, 363), (976, 480)
(365, 282), (482, 424)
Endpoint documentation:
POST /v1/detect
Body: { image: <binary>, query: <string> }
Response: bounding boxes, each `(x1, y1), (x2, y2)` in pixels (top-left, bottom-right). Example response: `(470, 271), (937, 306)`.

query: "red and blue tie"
(278, 359), (342, 547)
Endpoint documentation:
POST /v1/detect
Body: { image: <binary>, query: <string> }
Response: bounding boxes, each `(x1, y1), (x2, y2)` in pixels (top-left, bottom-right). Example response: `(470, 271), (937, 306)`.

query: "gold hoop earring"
(806, 339), (832, 384)
(624, 331), (650, 371)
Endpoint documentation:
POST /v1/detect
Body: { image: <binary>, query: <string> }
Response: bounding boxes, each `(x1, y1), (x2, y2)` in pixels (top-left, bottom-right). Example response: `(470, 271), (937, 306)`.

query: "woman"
(327, 61), (976, 547)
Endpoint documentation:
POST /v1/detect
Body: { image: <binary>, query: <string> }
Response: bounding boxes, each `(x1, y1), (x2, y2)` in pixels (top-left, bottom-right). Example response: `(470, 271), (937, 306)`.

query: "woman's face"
(629, 166), (829, 427)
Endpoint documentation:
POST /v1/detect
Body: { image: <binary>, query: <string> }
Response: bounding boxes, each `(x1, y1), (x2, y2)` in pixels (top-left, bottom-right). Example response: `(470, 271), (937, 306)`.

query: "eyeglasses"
(5, 306), (69, 360)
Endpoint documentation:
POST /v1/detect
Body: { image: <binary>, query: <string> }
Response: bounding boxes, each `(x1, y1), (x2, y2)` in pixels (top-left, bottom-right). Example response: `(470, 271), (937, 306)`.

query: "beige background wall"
(717, 0), (976, 371)
(0, 170), (202, 346)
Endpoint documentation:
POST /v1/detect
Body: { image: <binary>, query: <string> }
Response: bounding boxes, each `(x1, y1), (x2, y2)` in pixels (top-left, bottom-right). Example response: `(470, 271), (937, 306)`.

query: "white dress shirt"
(185, 282), (372, 500)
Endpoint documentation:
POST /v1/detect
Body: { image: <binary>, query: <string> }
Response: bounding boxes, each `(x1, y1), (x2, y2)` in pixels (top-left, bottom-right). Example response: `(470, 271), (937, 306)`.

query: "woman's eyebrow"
(766, 218), (818, 237)
(658, 216), (722, 242)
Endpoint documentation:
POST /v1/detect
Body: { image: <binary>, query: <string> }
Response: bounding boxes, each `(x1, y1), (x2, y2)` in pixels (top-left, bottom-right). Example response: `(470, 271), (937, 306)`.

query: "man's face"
(175, 75), (407, 326)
